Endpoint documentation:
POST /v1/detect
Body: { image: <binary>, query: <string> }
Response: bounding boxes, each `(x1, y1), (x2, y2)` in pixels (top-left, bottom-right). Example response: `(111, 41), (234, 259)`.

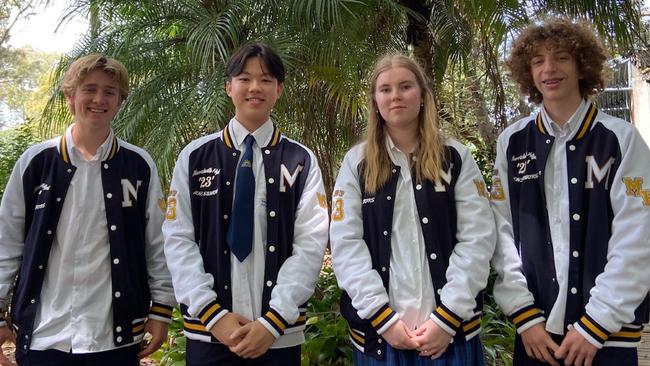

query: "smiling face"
(373, 66), (422, 131)
(65, 69), (122, 131)
(226, 56), (283, 131)
(530, 42), (583, 107)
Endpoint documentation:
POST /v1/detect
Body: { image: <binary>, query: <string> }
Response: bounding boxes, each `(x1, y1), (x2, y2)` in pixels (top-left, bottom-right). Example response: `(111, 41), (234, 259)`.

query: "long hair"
(364, 54), (445, 193)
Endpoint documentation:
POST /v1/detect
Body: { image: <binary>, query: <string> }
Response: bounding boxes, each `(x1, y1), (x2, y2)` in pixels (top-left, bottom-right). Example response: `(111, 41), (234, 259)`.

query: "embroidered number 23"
(331, 198), (344, 221)
(198, 176), (213, 188)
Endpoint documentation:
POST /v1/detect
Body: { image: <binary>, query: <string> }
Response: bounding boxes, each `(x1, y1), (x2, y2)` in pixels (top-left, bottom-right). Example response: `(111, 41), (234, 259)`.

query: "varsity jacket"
(162, 122), (328, 344)
(491, 103), (650, 348)
(0, 133), (175, 355)
(330, 138), (496, 360)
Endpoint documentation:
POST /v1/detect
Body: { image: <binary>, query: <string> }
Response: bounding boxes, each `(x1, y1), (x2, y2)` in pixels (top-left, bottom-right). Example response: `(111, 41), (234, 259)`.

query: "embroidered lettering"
(280, 164), (304, 192)
(33, 183), (51, 195)
(473, 179), (489, 198)
(332, 198), (344, 221)
(585, 156), (615, 189)
(434, 164), (454, 192)
(316, 192), (328, 209)
(490, 173), (505, 201)
(157, 198), (166, 213)
(362, 197), (375, 204)
(121, 179), (143, 207)
(622, 177), (644, 197)
(641, 190), (650, 206)
(165, 190), (177, 220)
(35, 203), (46, 210)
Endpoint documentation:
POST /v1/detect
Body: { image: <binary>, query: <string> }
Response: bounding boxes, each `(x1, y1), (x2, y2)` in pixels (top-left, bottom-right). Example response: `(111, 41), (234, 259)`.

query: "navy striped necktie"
(226, 134), (255, 262)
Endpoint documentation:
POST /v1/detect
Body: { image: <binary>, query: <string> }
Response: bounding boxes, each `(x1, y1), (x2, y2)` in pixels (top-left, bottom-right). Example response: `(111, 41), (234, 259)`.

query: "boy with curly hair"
(491, 18), (650, 366)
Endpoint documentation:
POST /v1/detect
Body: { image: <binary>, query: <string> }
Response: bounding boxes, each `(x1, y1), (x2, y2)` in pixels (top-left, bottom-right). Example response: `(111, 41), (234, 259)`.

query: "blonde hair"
(62, 53), (129, 114)
(364, 54), (445, 193)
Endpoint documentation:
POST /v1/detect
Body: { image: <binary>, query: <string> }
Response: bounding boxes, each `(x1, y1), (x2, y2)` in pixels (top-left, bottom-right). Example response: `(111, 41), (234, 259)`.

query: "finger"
(546, 338), (560, 353)
(430, 346), (447, 360)
(584, 353), (594, 366)
(524, 344), (535, 359)
(230, 323), (251, 340)
(563, 348), (576, 366)
(554, 343), (567, 359)
(574, 353), (585, 366)
(539, 347), (560, 366)
(234, 313), (252, 325)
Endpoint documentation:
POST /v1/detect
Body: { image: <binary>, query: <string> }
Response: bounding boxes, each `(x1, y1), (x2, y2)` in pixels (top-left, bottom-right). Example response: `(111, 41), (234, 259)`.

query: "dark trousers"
(514, 333), (638, 366)
(186, 339), (301, 366)
(16, 344), (139, 366)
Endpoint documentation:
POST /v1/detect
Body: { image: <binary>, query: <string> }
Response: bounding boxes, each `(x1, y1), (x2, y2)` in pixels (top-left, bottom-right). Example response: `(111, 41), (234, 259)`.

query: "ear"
(64, 91), (76, 115)
(225, 80), (232, 97)
(276, 82), (284, 97)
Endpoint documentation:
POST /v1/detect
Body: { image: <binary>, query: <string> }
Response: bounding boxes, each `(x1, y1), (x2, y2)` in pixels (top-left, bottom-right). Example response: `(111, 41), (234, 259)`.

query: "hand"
(209, 312), (252, 347)
(0, 326), (16, 366)
(381, 320), (419, 350)
(520, 323), (560, 366)
(228, 320), (275, 359)
(412, 319), (452, 359)
(138, 319), (169, 359)
(555, 328), (598, 366)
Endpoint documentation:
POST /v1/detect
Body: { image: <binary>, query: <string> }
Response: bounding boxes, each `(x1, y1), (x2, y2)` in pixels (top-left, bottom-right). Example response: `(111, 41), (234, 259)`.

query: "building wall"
(631, 66), (650, 147)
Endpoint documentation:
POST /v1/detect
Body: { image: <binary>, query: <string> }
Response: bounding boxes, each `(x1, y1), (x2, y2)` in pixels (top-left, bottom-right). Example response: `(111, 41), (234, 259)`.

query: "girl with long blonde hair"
(330, 54), (495, 365)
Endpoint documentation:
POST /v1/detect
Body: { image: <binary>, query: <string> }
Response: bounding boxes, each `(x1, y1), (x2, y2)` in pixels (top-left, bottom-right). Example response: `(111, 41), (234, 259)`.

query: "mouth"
(88, 108), (108, 113)
(542, 77), (563, 86)
(246, 97), (265, 102)
(390, 106), (406, 111)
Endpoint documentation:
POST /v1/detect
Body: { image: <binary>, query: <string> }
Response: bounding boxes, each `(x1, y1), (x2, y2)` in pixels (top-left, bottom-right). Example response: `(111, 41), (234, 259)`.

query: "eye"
(238, 77), (249, 82)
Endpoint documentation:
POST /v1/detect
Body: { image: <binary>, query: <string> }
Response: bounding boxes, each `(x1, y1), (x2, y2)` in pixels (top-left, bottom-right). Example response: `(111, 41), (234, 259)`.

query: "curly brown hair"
(507, 18), (608, 104)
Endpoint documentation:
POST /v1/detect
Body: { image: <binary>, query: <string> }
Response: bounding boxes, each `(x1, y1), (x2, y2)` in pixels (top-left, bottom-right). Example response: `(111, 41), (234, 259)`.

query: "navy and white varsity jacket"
(330, 138), (496, 360)
(162, 121), (328, 345)
(0, 133), (175, 355)
(491, 103), (650, 349)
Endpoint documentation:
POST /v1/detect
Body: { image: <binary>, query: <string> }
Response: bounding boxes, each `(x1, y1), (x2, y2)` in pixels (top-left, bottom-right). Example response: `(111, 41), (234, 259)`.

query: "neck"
(386, 124), (418, 154)
(71, 123), (110, 160)
(236, 116), (267, 134)
(543, 95), (583, 127)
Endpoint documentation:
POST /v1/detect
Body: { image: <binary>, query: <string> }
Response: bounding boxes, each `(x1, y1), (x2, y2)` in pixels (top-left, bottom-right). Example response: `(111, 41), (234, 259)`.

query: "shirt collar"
(540, 99), (589, 138)
(229, 118), (274, 149)
(65, 124), (115, 163)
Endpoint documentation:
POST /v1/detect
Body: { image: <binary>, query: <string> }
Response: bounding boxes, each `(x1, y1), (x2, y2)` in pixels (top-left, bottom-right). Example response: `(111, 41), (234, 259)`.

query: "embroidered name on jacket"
(280, 164), (303, 192)
(511, 152), (539, 182)
(585, 156), (615, 189)
(192, 167), (220, 196)
(121, 179), (143, 207)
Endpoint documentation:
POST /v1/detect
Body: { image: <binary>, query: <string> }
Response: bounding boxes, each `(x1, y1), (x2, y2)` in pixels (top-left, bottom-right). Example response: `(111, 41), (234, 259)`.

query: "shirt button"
(571, 178), (578, 184)
(47, 230), (52, 235)
(572, 214), (580, 221)
(437, 289), (442, 295)
(268, 245), (276, 252)
(268, 178), (274, 184)
(56, 197), (61, 202)
(269, 211), (276, 217)
(106, 193), (113, 199)
(223, 214), (228, 220)
(383, 231), (388, 236)
(113, 258), (120, 264)
(23, 345), (27, 350)
(552, 277), (556, 282)
(572, 251), (579, 258)
(38, 265), (43, 270)
(224, 250), (228, 255)
(67, 168), (73, 173)
(569, 144), (576, 151)
(377, 350), (382, 355)
(264, 149), (270, 155)
(422, 217), (429, 224)
(232, 152), (237, 157)
(430, 253), (437, 260)
(266, 280), (273, 287)
(378, 339), (383, 344)
(381, 267), (386, 272)
(226, 181), (231, 186)
(386, 196), (391, 201)
(116, 326), (122, 332)
(116, 336), (122, 343)
(30, 299), (35, 304)
(567, 324), (574, 331)
(110, 225), (117, 231)
(224, 285), (229, 290)
(416, 184), (422, 190)
(115, 291), (121, 298)
(391, 169), (396, 173)
(545, 139), (551, 144)
(103, 164), (109, 169)
(570, 287), (577, 294)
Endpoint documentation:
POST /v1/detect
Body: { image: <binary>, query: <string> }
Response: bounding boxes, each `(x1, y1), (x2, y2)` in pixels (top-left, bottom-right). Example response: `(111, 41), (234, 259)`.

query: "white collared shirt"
(30, 125), (118, 353)
(384, 137), (436, 330)
(540, 100), (589, 334)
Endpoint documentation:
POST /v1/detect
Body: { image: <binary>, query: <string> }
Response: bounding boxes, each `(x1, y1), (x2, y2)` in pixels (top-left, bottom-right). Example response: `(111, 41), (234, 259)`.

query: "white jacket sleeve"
(329, 147), (398, 335)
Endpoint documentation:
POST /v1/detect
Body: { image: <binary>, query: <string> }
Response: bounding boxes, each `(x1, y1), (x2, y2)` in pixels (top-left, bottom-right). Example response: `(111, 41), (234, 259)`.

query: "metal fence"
(593, 59), (632, 122)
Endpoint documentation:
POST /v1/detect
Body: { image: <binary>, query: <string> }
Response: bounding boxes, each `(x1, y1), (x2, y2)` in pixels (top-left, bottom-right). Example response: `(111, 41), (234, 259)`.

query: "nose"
(390, 89), (401, 101)
(542, 58), (557, 73)
(93, 91), (107, 104)
(249, 79), (262, 92)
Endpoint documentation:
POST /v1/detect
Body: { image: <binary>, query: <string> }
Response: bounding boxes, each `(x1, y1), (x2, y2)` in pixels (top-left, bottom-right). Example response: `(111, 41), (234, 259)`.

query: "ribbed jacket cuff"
(259, 308), (288, 338)
(509, 305), (545, 334)
(575, 315), (610, 349)
(149, 302), (174, 323)
(369, 304), (398, 335)
(197, 299), (228, 331)
(432, 305), (462, 336)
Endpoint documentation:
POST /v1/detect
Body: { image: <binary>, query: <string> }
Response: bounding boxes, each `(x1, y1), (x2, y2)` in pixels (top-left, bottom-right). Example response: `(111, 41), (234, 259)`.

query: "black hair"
(225, 42), (285, 83)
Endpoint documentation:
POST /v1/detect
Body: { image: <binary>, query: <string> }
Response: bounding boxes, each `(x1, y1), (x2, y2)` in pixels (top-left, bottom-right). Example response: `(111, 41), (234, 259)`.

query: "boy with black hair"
(491, 18), (650, 366)
(162, 42), (328, 365)
(0, 54), (175, 365)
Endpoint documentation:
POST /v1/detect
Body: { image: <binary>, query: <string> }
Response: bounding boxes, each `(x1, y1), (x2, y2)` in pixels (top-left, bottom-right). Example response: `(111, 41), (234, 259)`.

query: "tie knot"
(244, 134), (255, 149)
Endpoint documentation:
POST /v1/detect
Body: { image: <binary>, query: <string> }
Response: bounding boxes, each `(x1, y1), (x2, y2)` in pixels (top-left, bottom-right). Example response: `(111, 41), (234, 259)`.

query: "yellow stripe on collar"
(223, 123), (234, 149)
(59, 136), (70, 164)
(575, 104), (597, 140)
